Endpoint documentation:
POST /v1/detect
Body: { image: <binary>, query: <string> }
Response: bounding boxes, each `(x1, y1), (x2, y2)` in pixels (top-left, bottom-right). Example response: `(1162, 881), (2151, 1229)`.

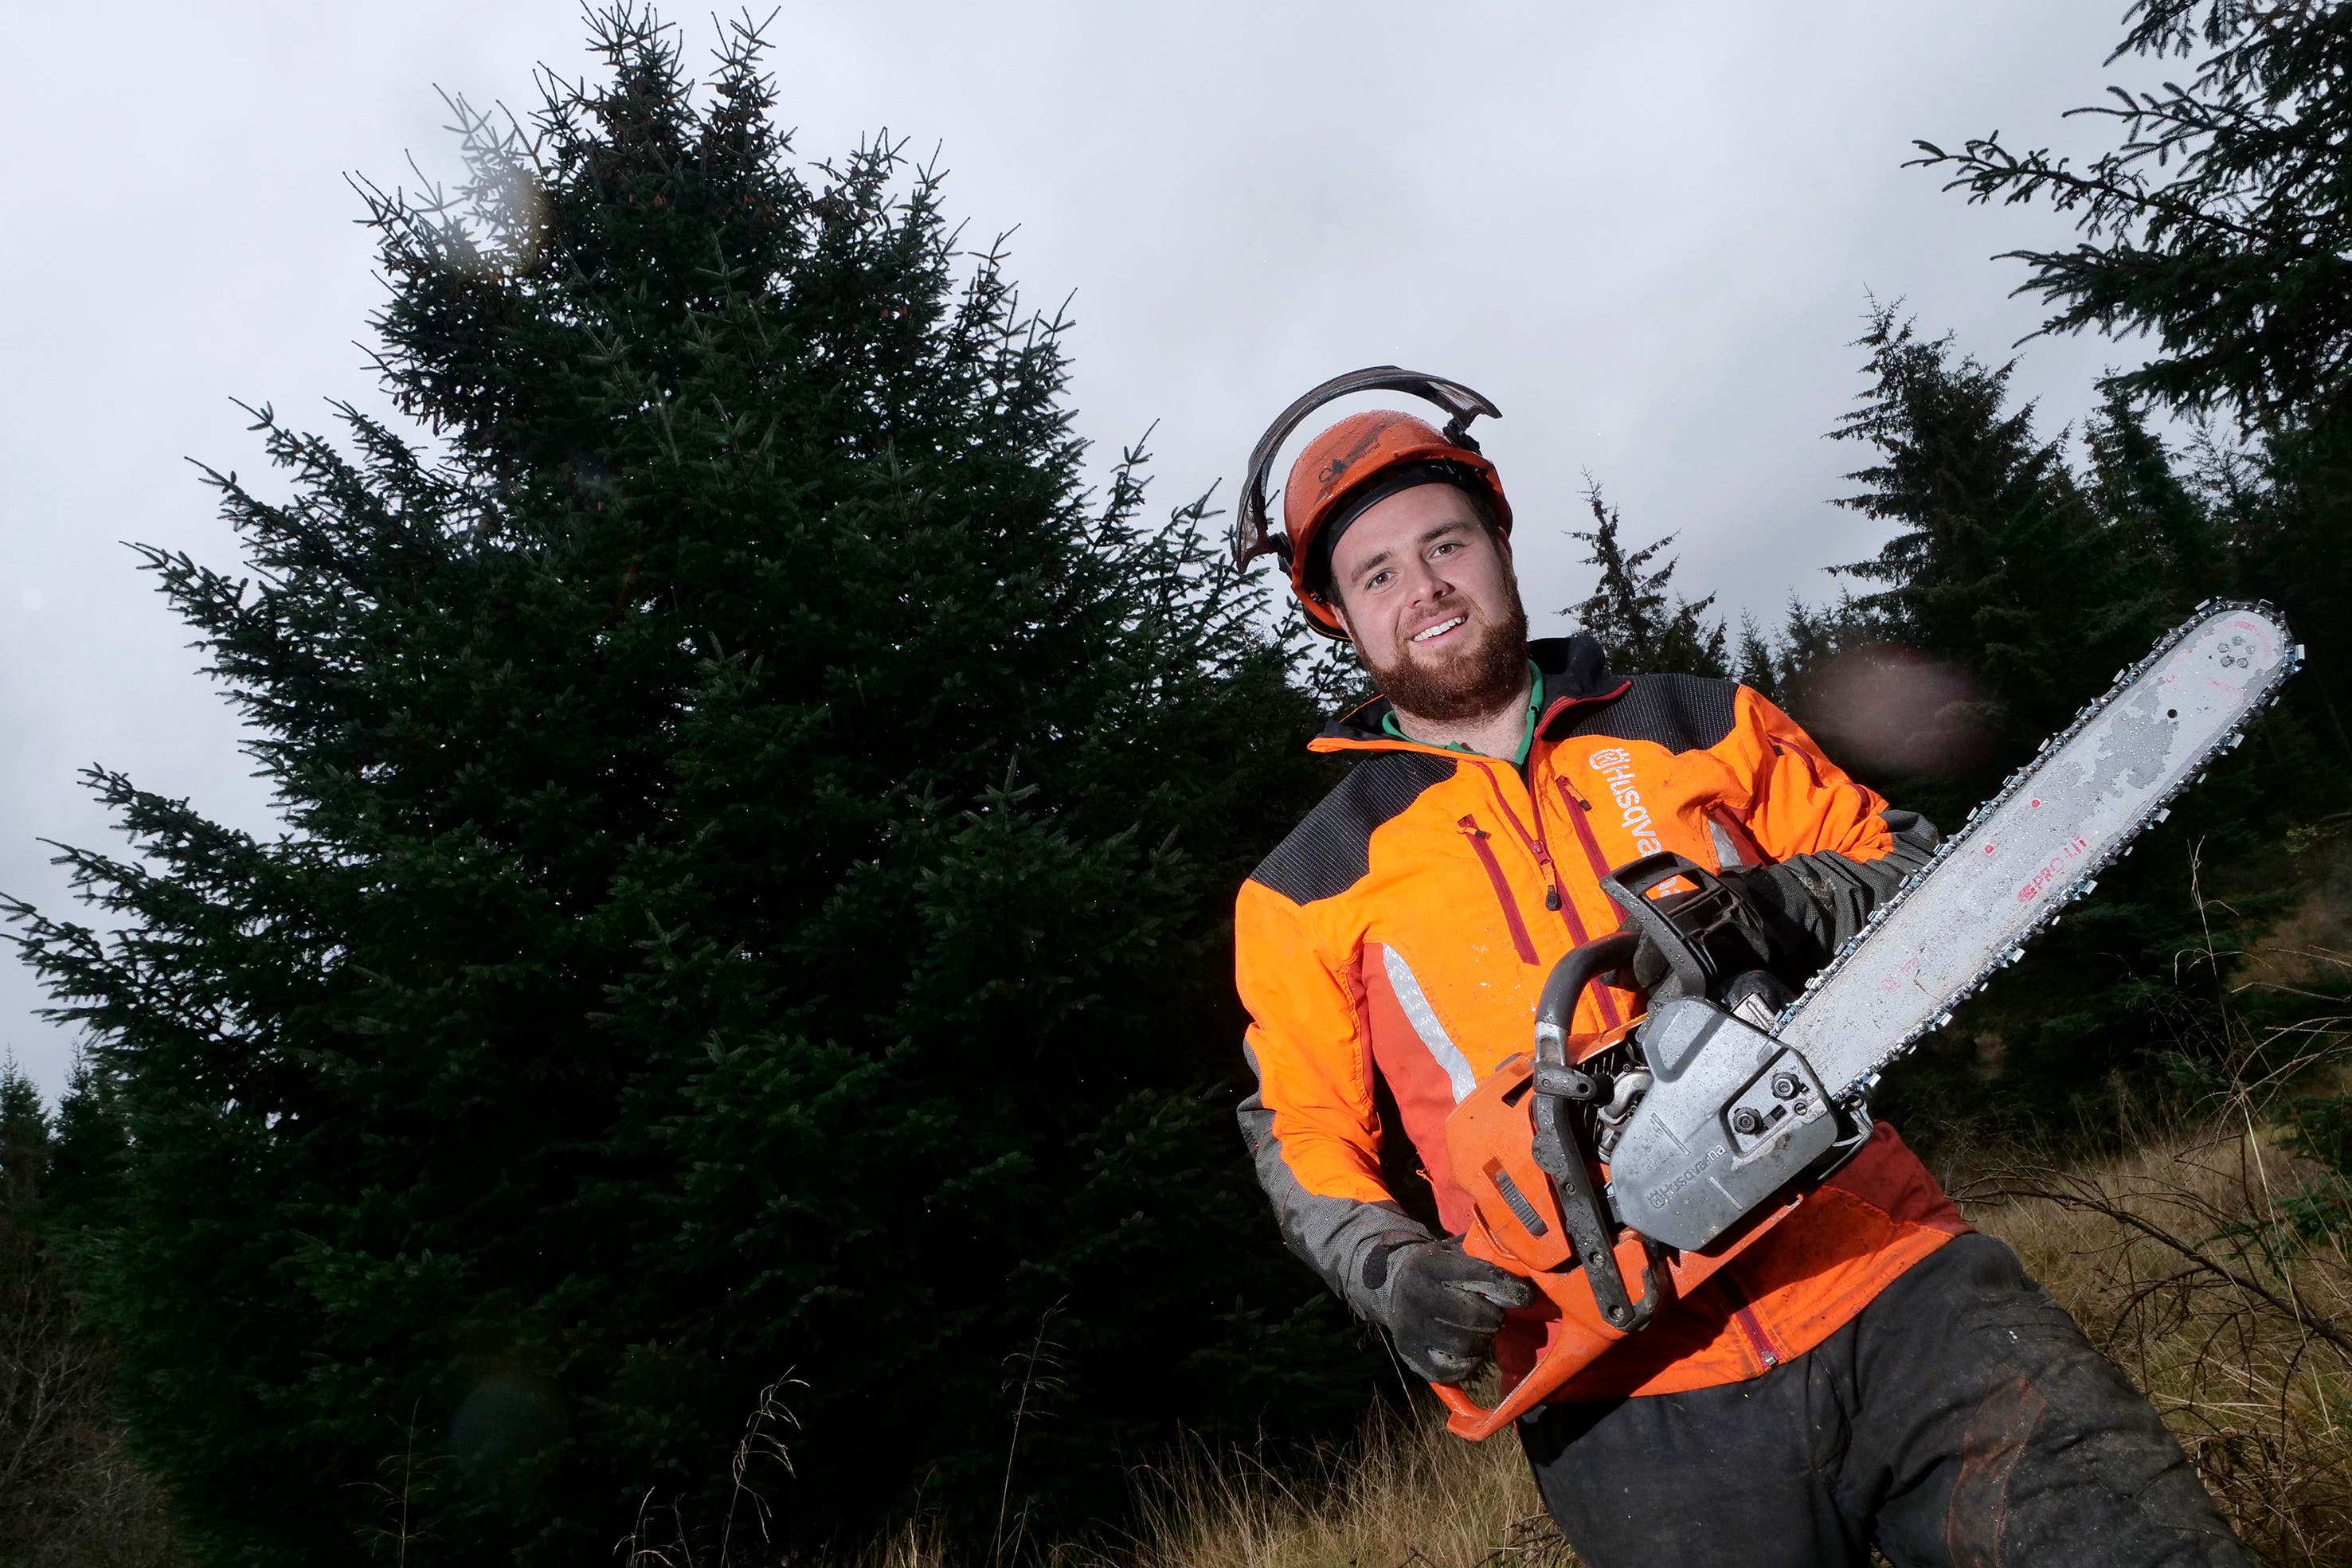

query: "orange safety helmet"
(1234, 367), (1511, 639)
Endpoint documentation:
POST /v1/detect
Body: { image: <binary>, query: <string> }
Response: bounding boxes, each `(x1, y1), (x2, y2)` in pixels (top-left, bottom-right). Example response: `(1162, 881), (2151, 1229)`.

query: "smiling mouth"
(1411, 616), (1467, 644)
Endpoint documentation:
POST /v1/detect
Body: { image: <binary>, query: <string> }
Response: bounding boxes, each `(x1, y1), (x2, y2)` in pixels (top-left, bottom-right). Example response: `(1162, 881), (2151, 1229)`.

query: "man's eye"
(1431, 541), (1460, 557)
(1367, 570), (1394, 590)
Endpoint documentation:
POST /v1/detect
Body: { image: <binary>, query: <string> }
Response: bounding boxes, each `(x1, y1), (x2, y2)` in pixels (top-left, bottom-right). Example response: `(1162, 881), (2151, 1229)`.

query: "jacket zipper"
(1556, 779), (1618, 890)
(1551, 780), (1632, 1028)
(1457, 815), (1540, 964)
(1771, 738), (1826, 790)
(1474, 768), (1566, 913)
(1478, 766), (1628, 1031)
(1713, 1270), (1783, 1372)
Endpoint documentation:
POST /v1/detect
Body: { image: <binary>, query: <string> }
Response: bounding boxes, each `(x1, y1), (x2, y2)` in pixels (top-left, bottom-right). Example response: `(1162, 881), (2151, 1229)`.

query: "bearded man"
(1228, 370), (2252, 1567)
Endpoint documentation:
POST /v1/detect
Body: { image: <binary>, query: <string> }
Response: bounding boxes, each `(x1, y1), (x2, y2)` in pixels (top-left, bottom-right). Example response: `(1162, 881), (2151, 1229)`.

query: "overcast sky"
(1, 2), (2154, 1098)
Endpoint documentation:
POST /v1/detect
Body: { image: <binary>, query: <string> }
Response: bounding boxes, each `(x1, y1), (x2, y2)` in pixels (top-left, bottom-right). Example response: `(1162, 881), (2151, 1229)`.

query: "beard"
(1360, 588), (1532, 724)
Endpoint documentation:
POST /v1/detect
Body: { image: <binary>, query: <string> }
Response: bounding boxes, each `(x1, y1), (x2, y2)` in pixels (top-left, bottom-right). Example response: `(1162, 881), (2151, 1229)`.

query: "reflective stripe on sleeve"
(1380, 945), (1477, 1104)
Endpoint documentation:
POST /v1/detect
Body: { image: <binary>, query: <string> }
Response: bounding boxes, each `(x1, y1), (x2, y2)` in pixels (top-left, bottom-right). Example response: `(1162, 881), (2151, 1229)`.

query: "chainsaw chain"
(1775, 600), (2304, 1105)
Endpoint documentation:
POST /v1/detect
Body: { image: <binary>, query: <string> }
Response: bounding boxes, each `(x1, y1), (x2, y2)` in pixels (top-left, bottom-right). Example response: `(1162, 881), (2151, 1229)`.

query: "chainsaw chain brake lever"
(1599, 850), (1771, 1003)
(1530, 930), (1661, 1331)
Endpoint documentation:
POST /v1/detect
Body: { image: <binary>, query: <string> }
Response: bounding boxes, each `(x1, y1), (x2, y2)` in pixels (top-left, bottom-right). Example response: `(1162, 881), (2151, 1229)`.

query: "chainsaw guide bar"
(1772, 600), (2300, 1107)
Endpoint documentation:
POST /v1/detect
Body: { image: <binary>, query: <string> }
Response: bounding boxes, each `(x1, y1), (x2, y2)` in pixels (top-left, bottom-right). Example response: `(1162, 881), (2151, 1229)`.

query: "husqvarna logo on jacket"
(1588, 747), (1664, 855)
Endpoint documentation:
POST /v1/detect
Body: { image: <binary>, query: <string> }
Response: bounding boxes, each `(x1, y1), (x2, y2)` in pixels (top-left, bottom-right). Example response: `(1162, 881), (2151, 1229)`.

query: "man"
(1231, 373), (2251, 1567)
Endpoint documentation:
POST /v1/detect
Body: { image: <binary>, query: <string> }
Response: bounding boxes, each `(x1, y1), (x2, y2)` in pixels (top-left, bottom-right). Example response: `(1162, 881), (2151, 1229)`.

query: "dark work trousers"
(1517, 1234), (2251, 1568)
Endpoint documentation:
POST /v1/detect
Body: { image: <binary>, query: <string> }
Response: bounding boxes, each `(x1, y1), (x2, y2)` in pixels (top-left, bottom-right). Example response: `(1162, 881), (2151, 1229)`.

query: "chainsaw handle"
(1534, 931), (1638, 1051)
(1432, 1234), (1665, 1440)
(1525, 929), (1650, 1336)
(1598, 851), (1724, 999)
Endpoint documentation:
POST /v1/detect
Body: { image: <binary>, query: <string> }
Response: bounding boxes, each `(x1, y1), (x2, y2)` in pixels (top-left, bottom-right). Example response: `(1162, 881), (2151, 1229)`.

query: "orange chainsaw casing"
(1434, 1028), (1805, 1440)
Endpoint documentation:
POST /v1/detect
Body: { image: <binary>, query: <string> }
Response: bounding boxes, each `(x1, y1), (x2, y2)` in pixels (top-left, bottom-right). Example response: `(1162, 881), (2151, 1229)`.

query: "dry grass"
(1952, 1123), (2352, 1566)
(1109, 1112), (2352, 1568)
(619, 936), (2352, 1568)
(1121, 1407), (1566, 1568)
(602, 894), (2352, 1568)
(1111, 892), (2352, 1568)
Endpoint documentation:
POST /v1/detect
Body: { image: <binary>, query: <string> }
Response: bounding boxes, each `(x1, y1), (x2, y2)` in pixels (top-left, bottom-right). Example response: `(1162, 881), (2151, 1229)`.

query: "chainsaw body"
(1432, 853), (1861, 1440)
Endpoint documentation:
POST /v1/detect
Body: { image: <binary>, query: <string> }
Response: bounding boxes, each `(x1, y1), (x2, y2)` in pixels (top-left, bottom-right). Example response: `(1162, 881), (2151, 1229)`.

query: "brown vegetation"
(619, 924), (2352, 1568)
(1116, 1117), (2352, 1568)
(20, 929), (2352, 1568)
(18, 1102), (2349, 1568)
(1113, 869), (2352, 1568)
(1957, 1129), (2352, 1565)
(0, 1226), (186, 1567)
(1121, 1409), (1557, 1568)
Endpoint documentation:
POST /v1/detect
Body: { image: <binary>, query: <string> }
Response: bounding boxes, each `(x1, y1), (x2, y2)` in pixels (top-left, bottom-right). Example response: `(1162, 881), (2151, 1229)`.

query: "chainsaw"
(1433, 601), (2301, 1440)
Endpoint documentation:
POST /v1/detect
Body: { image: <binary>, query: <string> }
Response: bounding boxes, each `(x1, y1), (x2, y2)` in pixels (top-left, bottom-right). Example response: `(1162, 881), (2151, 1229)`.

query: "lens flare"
(1795, 644), (1991, 780)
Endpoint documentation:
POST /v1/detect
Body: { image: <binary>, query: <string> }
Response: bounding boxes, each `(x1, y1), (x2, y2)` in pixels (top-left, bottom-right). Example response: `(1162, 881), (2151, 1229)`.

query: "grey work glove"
(1366, 1236), (1535, 1383)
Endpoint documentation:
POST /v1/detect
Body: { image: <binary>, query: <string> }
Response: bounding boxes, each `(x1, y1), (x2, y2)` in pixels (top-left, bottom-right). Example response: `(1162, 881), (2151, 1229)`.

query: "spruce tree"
(1732, 615), (1779, 699)
(2208, 426), (2352, 764)
(0, 1061), (179, 1563)
(6, 12), (1376, 1562)
(1906, 2), (2352, 1132)
(0, 1064), (72, 1522)
(1912, 0), (2352, 430)
(1769, 592), (1898, 707)
(1830, 307), (2117, 754)
(1820, 308), (2327, 1136)
(1565, 485), (1729, 677)
(2082, 387), (2233, 635)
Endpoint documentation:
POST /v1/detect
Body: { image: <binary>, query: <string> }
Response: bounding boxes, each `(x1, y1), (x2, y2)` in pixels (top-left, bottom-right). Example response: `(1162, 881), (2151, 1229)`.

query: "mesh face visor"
(1234, 366), (1505, 639)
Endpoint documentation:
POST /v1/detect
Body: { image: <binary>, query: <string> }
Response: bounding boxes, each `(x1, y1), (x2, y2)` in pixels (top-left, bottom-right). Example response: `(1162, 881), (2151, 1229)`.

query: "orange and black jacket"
(1235, 635), (1967, 1400)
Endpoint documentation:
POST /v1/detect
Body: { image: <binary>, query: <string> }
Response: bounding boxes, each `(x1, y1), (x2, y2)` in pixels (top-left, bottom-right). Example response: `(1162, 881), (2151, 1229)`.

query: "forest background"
(2, 2), (2350, 1565)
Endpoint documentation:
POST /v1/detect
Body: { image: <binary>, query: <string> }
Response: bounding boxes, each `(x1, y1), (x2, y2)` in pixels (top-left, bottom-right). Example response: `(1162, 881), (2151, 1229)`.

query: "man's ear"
(1321, 594), (1354, 643)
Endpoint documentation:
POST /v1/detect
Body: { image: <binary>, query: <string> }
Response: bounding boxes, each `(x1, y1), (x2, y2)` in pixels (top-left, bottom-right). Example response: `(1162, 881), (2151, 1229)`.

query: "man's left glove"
(1364, 1235), (1535, 1383)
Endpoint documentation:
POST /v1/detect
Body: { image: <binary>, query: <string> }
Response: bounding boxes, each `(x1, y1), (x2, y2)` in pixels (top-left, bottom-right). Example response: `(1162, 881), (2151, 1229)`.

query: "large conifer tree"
(1894, 0), (2352, 1127)
(1912, 0), (2352, 764)
(7, 13), (1376, 1562)
(1814, 303), (2337, 1133)
(1830, 308), (2111, 752)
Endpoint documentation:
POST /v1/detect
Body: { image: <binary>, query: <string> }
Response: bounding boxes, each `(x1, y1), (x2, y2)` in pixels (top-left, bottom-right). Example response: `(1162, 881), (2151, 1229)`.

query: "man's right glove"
(1365, 1235), (1535, 1383)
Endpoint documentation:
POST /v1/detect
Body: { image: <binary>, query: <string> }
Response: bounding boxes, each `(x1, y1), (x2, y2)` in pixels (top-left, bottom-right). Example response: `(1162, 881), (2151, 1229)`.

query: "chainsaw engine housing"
(1603, 998), (1841, 1253)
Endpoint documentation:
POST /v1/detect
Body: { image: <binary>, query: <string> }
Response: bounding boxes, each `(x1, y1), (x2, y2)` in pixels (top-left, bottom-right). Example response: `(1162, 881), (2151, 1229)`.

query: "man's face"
(1325, 483), (1530, 721)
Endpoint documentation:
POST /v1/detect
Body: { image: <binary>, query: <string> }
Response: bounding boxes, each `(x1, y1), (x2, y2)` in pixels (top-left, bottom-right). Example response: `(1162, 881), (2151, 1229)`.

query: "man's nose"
(1402, 561), (1452, 605)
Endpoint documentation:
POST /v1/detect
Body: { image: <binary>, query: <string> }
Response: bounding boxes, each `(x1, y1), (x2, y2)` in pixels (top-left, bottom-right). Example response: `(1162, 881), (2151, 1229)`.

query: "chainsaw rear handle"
(1528, 930), (1655, 1336)
(1599, 851), (1716, 998)
(1599, 850), (1775, 1003)
(1432, 1230), (1663, 1438)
